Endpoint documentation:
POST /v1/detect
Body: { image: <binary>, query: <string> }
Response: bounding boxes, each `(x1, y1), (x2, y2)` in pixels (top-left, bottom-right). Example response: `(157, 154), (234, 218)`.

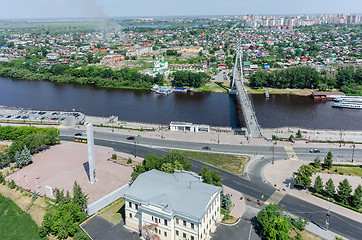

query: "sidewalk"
(223, 185), (246, 219)
(263, 160), (362, 224)
(76, 119), (362, 151)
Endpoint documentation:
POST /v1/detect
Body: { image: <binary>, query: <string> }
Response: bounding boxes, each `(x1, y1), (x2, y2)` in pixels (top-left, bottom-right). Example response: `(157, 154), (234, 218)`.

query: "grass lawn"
(290, 229), (322, 240)
(221, 205), (239, 224)
(0, 193), (45, 240)
(319, 166), (362, 177)
(180, 151), (248, 174)
(98, 198), (125, 224)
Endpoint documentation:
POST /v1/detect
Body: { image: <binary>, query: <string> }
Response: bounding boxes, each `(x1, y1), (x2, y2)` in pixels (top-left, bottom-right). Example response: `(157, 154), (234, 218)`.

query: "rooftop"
(124, 169), (221, 221)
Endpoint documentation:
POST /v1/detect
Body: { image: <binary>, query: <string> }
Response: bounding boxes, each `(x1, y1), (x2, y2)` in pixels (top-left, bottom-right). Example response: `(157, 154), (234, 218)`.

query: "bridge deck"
(235, 80), (263, 138)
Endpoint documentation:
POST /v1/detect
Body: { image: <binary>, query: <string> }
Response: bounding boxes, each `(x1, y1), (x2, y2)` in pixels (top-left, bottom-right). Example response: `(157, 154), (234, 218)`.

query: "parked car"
(309, 149), (320, 153)
(74, 133), (82, 136)
(127, 136), (135, 140)
(202, 146), (211, 150)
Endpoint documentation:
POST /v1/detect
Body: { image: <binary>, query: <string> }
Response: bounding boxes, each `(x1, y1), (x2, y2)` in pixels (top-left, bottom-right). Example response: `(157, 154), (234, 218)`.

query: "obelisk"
(87, 123), (96, 184)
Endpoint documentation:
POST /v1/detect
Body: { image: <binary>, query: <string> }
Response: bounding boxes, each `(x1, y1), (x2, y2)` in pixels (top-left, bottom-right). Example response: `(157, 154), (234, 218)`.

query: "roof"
(124, 169), (221, 221)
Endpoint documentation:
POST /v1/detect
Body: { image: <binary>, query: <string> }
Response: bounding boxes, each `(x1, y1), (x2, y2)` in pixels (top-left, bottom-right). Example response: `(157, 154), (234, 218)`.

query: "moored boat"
(264, 91), (269, 98)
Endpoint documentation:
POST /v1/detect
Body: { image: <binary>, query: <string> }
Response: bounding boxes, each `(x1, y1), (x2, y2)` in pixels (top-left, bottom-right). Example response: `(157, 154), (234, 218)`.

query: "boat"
(334, 96), (362, 103)
(264, 91), (269, 98)
(332, 102), (362, 109)
(174, 87), (188, 92)
(151, 84), (159, 92)
(155, 86), (174, 95)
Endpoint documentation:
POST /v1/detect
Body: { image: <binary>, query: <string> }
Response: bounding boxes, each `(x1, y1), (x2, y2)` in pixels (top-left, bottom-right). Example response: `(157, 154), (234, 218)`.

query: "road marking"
(284, 146), (299, 161)
(264, 190), (286, 205)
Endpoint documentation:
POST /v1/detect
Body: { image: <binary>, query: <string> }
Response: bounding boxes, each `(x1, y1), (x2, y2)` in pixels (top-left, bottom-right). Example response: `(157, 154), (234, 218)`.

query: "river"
(0, 76), (361, 130)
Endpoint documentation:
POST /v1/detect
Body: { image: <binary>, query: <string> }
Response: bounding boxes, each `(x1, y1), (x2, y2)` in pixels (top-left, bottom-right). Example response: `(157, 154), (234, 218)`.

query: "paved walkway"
(74, 122), (362, 151)
(263, 160), (362, 228)
(223, 185), (246, 218)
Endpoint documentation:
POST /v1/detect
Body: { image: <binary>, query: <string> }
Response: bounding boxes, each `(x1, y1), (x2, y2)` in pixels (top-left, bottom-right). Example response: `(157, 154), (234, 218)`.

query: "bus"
(74, 136), (87, 143)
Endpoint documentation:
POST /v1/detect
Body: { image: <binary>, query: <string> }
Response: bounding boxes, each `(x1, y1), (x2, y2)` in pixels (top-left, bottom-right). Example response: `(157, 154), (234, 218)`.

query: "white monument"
(87, 123), (96, 184)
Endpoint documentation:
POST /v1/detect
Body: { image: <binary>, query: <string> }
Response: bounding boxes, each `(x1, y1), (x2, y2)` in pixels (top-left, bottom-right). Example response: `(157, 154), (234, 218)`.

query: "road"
(61, 129), (362, 240)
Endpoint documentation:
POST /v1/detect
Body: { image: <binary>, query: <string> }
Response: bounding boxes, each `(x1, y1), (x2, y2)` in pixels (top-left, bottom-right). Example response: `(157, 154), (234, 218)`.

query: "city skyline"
(1, 0), (361, 20)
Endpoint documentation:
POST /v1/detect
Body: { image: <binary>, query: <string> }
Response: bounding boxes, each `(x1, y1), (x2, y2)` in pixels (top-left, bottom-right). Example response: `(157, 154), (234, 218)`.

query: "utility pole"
(270, 140), (277, 164)
(134, 141), (137, 158)
(325, 199), (333, 231)
(217, 130), (220, 144)
(351, 143), (355, 163)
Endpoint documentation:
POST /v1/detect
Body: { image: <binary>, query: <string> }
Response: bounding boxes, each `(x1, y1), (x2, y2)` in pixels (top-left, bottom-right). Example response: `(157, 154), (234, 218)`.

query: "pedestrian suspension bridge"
(230, 38), (263, 138)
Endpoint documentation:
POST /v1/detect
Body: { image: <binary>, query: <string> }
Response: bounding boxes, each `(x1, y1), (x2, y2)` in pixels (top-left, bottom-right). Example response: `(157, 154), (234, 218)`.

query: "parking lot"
(0, 107), (84, 127)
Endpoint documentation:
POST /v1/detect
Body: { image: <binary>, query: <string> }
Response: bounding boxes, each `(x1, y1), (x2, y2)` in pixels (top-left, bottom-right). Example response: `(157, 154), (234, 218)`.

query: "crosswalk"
(264, 190), (286, 205)
(284, 146), (299, 161)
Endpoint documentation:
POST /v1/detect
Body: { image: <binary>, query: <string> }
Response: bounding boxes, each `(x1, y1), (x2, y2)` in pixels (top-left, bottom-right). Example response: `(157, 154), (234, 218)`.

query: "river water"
(0, 76), (361, 130)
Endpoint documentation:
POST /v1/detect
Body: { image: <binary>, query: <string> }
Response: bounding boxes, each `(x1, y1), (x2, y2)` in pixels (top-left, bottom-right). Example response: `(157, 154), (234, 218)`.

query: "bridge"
(230, 39), (263, 138)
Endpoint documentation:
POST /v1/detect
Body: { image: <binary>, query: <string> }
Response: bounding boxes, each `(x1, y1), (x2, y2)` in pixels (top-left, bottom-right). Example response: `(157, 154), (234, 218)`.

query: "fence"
(86, 183), (129, 216)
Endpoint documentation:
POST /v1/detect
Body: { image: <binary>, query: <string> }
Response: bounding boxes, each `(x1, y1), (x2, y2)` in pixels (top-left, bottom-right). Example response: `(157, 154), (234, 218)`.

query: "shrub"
(127, 158), (132, 164)
(9, 180), (16, 189)
(111, 154), (117, 160)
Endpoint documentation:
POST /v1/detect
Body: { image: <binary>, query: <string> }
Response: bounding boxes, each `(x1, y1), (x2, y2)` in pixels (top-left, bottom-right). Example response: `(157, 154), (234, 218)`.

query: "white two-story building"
(124, 169), (222, 240)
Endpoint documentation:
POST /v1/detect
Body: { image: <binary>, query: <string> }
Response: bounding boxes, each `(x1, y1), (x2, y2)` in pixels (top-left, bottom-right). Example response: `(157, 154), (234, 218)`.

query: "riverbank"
(245, 86), (314, 96)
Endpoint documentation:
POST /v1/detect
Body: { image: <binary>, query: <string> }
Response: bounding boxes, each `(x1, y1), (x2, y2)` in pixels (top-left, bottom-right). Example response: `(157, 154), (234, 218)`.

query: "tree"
(198, 167), (222, 186)
(293, 164), (315, 187)
(324, 151), (333, 169)
(64, 190), (72, 204)
(56, 189), (65, 205)
(312, 157), (322, 169)
(314, 176), (323, 194)
(349, 185), (362, 209)
(15, 151), (22, 168)
(296, 129), (302, 138)
(324, 178), (335, 198)
(337, 179), (352, 205)
(289, 134), (294, 142)
(220, 190), (232, 210)
(22, 145), (32, 165)
(73, 181), (88, 209)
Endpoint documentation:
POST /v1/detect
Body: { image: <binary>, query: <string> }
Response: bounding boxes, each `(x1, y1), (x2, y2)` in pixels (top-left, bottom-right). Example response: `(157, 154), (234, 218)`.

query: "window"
(155, 217), (158, 223)
(176, 218), (179, 224)
(176, 230), (179, 236)
(129, 213), (132, 218)
(191, 236), (194, 240)
(191, 223), (194, 229)
(135, 204), (138, 210)
(128, 202), (132, 208)
(164, 232), (167, 237)
(164, 219), (168, 226)
(183, 233), (186, 238)
(155, 228), (157, 233)
(152, 216), (154, 221)
(183, 220), (186, 227)
(159, 229), (161, 234)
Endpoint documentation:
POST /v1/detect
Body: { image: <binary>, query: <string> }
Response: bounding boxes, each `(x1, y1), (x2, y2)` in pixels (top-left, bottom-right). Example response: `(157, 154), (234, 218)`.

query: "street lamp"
(134, 141), (137, 158)
(270, 141), (277, 164)
(351, 143), (355, 163)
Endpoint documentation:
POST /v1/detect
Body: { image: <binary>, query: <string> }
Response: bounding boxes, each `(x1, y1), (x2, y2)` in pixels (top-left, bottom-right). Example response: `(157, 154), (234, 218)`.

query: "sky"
(1, 0), (361, 19)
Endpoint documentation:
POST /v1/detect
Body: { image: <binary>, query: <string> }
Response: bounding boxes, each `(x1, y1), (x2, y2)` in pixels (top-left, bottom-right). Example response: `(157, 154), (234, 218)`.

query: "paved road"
(81, 216), (139, 240)
(61, 130), (362, 240)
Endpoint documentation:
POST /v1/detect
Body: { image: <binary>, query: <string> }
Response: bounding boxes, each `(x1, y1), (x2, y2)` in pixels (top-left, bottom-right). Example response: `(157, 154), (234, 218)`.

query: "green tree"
(337, 179), (352, 205)
(314, 176), (323, 194)
(198, 167), (222, 186)
(296, 129), (302, 138)
(324, 151), (333, 169)
(293, 164), (315, 187)
(64, 190), (72, 204)
(257, 204), (289, 240)
(56, 190), (65, 205)
(289, 134), (294, 142)
(161, 162), (174, 173)
(22, 145), (32, 165)
(73, 181), (88, 209)
(15, 151), (22, 168)
(220, 190), (232, 210)
(349, 185), (362, 209)
(312, 157), (322, 169)
(324, 178), (335, 198)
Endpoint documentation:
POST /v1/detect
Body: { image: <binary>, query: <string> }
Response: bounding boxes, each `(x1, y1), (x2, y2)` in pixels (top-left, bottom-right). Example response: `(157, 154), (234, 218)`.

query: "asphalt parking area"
(81, 215), (140, 240)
